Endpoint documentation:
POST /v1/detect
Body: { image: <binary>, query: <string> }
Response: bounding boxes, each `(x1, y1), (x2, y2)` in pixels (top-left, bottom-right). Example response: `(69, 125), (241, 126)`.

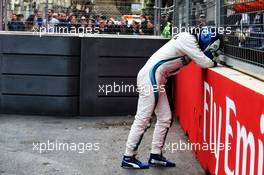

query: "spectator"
(161, 21), (172, 38)
(69, 14), (80, 29)
(140, 15), (148, 34)
(53, 13), (59, 20)
(106, 20), (115, 34)
(99, 15), (107, 22)
(160, 15), (167, 32)
(47, 9), (59, 29)
(16, 14), (25, 31)
(56, 12), (70, 33)
(57, 13), (62, 21)
(199, 14), (207, 27)
(98, 18), (107, 34)
(35, 10), (45, 27)
(79, 16), (88, 33)
(252, 12), (264, 49)
(145, 16), (154, 35)
(6, 8), (158, 36)
(87, 18), (96, 33)
(25, 14), (35, 31)
(105, 18), (120, 34)
(94, 14), (101, 26)
(161, 15), (172, 38)
(80, 16), (88, 28)
(119, 17), (128, 34)
(7, 14), (18, 31)
(17, 14), (24, 21)
(132, 20), (140, 35)
(88, 18), (95, 28)
(66, 12), (73, 21)
(58, 12), (67, 23)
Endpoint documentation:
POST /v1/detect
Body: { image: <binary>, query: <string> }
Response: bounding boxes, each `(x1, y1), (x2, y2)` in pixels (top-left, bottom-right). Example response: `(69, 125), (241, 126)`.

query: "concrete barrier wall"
(0, 35), (81, 115)
(0, 34), (168, 116)
(80, 37), (168, 116)
(174, 63), (264, 175)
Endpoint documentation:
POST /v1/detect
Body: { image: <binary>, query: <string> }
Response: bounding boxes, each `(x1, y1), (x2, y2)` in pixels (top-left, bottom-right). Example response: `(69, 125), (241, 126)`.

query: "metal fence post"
(19, 0), (24, 14)
(215, 0), (220, 27)
(220, 0), (225, 26)
(45, 0), (49, 27)
(173, 0), (179, 28)
(0, 0), (3, 31)
(4, 0), (8, 31)
(186, 0), (189, 27)
(154, 0), (161, 36)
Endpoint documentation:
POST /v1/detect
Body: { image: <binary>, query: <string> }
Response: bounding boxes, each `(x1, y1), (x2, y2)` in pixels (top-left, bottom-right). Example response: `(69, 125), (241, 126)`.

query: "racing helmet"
(197, 27), (223, 52)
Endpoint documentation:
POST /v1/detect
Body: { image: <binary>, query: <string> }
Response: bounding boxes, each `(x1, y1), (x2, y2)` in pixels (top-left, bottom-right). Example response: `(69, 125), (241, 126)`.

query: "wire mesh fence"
(0, 0), (264, 74)
(221, 0), (264, 68)
(1, 0), (157, 35)
(173, 0), (264, 73)
(173, 0), (217, 32)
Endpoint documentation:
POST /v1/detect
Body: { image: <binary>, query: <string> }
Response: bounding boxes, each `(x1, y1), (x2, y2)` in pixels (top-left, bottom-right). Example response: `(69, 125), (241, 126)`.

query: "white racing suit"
(125, 32), (215, 156)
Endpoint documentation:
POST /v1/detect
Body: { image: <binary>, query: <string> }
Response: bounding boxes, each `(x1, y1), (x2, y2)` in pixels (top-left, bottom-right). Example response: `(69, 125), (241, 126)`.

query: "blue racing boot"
(148, 153), (176, 167)
(121, 155), (149, 169)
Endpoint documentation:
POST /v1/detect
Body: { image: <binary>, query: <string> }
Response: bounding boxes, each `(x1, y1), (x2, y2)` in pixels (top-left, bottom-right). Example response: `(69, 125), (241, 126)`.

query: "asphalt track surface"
(0, 115), (205, 175)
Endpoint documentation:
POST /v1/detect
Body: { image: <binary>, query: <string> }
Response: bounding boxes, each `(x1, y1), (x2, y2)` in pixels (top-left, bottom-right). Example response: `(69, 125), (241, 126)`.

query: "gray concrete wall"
(0, 33), (168, 116)
(0, 34), (81, 115)
(80, 37), (168, 116)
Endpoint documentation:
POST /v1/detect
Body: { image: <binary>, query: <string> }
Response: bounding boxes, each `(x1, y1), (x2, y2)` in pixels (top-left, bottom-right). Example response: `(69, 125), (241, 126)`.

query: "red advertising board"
(174, 63), (264, 175)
